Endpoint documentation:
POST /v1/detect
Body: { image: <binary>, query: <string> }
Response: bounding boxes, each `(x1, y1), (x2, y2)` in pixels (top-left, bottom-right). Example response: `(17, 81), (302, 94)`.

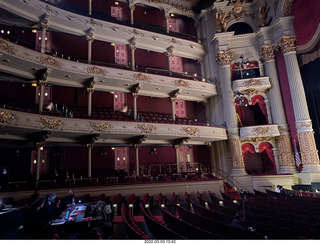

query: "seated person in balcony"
(231, 211), (246, 230)
(37, 192), (61, 225)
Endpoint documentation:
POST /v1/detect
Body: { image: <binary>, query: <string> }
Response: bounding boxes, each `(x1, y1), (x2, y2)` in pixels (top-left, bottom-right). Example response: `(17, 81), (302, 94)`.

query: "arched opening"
(227, 22), (253, 35)
(242, 142), (276, 175)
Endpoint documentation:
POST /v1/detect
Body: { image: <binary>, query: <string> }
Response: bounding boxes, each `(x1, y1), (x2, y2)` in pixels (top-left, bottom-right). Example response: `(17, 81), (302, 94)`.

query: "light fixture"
(170, 13), (175, 17)
(111, 147), (115, 150)
(33, 160), (37, 164)
(110, 43), (115, 46)
(32, 29), (37, 33)
(110, 91), (114, 94)
(114, 1), (119, 5)
(31, 83), (37, 87)
(6, 31), (10, 35)
(1, 30), (4, 34)
(65, 75), (71, 78)
(40, 146), (44, 150)
(44, 92), (48, 96)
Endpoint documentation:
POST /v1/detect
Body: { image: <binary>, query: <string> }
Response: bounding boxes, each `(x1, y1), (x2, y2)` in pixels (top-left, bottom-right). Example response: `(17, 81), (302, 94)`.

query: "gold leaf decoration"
(183, 127), (199, 136)
(0, 110), (16, 123)
(40, 117), (62, 129)
(174, 79), (190, 88)
(40, 56), (62, 68)
(253, 127), (270, 135)
(133, 73), (151, 82)
(245, 79), (262, 87)
(138, 124), (156, 134)
(87, 66), (106, 76)
(90, 122), (111, 132)
(0, 40), (15, 54)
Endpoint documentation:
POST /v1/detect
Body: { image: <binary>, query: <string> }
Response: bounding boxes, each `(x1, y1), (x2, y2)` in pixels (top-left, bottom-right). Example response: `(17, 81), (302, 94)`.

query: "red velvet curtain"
(241, 143), (255, 164)
(235, 97), (248, 126)
(258, 142), (276, 173)
(251, 95), (268, 124)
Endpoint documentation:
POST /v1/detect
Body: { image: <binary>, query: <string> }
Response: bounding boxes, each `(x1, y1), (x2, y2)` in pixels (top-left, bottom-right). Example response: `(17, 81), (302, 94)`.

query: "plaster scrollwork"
(0, 110), (16, 124)
(229, 138), (244, 169)
(87, 66), (106, 76)
(296, 121), (312, 130)
(240, 136), (273, 143)
(40, 56), (62, 68)
(278, 125), (290, 135)
(133, 73), (151, 82)
(40, 117), (62, 129)
(241, 88), (258, 97)
(0, 40), (16, 54)
(90, 122), (111, 132)
(137, 124), (156, 134)
(174, 79), (190, 88)
(244, 79), (262, 87)
(298, 131), (320, 165)
(283, 0), (295, 16)
(216, 50), (234, 66)
(182, 127), (199, 136)
(258, 4), (272, 27)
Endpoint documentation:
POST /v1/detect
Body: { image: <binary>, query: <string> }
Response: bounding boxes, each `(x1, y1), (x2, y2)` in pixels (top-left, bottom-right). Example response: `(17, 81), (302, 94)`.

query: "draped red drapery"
(258, 142), (276, 173)
(251, 95), (268, 124)
(235, 97), (249, 126)
(241, 143), (255, 164)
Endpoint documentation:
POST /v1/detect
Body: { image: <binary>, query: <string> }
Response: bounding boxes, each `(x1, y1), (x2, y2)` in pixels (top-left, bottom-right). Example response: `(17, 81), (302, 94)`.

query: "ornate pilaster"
(40, 14), (49, 54)
(129, 4), (135, 25)
(38, 68), (51, 114)
(260, 45), (276, 62)
(131, 83), (141, 120)
(277, 36), (297, 54)
(228, 129), (246, 176)
(165, 14), (170, 33)
(167, 45), (174, 75)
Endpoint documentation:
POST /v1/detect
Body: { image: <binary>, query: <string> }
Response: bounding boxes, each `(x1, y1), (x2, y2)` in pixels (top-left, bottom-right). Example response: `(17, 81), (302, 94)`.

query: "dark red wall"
(134, 5), (165, 27)
(92, 40), (116, 65)
(135, 49), (168, 70)
(134, 96), (172, 114)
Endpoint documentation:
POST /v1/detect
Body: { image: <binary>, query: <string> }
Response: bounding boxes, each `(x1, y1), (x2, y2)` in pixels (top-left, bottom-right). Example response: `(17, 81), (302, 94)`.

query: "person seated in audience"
(60, 189), (76, 210)
(231, 211), (246, 230)
(276, 185), (281, 193)
(37, 192), (61, 225)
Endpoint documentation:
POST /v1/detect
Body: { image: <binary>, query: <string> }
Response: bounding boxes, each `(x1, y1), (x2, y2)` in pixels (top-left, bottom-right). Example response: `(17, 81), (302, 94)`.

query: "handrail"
(211, 167), (249, 193)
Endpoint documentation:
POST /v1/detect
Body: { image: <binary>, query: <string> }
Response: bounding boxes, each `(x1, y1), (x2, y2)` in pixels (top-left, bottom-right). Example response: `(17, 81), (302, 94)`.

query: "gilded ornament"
(277, 36), (297, 54)
(245, 79), (262, 87)
(182, 127), (199, 136)
(260, 45), (276, 62)
(216, 50), (234, 66)
(0, 40), (15, 54)
(253, 127), (270, 136)
(242, 88), (258, 97)
(240, 136), (273, 143)
(87, 66), (106, 76)
(174, 79), (189, 88)
(0, 110), (16, 123)
(296, 121), (312, 130)
(133, 73), (151, 82)
(276, 135), (295, 166)
(229, 138), (244, 169)
(40, 117), (62, 129)
(138, 124), (156, 134)
(90, 122), (111, 132)
(283, 0), (295, 16)
(298, 131), (320, 165)
(40, 56), (62, 68)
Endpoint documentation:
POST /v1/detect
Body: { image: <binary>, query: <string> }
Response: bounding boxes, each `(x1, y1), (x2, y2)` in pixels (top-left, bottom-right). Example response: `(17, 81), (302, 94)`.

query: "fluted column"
(35, 143), (43, 189)
(278, 36), (320, 172)
(216, 50), (246, 176)
(129, 4), (135, 25)
(86, 144), (93, 178)
(40, 15), (49, 54)
(174, 145), (180, 173)
(130, 38), (137, 70)
(167, 46), (174, 76)
(87, 79), (95, 117)
(132, 93), (138, 120)
(38, 80), (46, 113)
(165, 15), (170, 33)
(88, 0), (92, 16)
(260, 45), (296, 173)
(86, 29), (94, 63)
(134, 144), (140, 176)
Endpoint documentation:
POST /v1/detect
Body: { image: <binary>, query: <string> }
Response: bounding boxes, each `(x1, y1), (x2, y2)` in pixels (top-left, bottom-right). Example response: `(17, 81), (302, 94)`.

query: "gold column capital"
(277, 36), (297, 54)
(216, 50), (234, 66)
(260, 45), (276, 62)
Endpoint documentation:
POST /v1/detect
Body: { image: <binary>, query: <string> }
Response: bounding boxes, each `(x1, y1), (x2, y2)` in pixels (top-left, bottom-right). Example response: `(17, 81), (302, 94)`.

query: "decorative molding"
(240, 125), (280, 138)
(40, 56), (62, 68)
(133, 73), (151, 82)
(296, 121), (312, 130)
(87, 66), (106, 76)
(229, 138), (244, 169)
(174, 79), (190, 88)
(298, 131), (320, 165)
(90, 122), (111, 132)
(0, 110), (16, 123)
(240, 136), (273, 143)
(252, 127), (270, 136)
(40, 117), (62, 129)
(182, 127), (199, 136)
(245, 79), (262, 87)
(137, 124), (156, 134)
(216, 50), (234, 66)
(0, 40), (15, 54)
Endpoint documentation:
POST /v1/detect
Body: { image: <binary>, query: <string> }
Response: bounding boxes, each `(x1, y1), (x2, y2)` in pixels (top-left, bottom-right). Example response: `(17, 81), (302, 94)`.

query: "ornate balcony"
(239, 124), (280, 140)
(0, 109), (227, 146)
(233, 77), (271, 95)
